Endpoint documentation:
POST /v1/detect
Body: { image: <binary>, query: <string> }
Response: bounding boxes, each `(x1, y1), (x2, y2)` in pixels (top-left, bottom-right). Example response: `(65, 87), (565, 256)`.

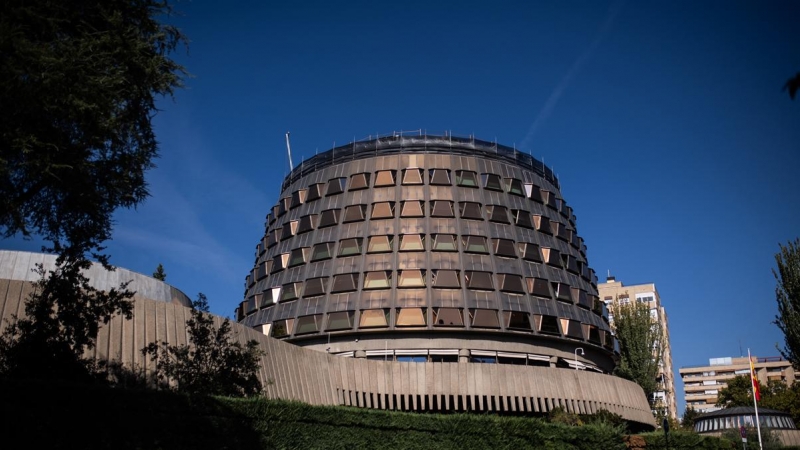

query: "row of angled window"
(268, 170), (573, 224)
(244, 274), (601, 311)
(264, 204), (580, 248)
(255, 236), (587, 279)
(261, 308), (612, 349)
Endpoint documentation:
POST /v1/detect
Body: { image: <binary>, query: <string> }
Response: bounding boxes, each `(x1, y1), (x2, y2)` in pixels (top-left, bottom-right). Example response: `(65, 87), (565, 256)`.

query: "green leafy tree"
(611, 299), (664, 405)
(0, 256), (134, 381)
(153, 264), (167, 281)
(0, 0), (185, 382)
(786, 73), (800, 100)
(142, 294), (264, 397)
(0, 0), (186, 260)
(774, 239), (800, 367)
(681, 405), (701, 430)
(716, 374), (764, 408)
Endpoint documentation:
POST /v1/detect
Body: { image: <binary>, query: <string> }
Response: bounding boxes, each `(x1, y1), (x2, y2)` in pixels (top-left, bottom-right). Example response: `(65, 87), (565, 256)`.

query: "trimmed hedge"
(1, 379), (733, 449)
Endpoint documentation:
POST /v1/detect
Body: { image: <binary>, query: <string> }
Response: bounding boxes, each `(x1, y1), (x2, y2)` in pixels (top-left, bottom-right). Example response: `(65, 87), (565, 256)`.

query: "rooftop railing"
(280, 131), (559, 191)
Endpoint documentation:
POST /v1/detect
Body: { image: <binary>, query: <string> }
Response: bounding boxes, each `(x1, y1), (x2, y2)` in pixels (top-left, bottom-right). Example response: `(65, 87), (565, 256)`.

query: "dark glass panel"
(398, 269), (425, 288)
(455, 170), (478, 187)
(462, 236), (488, 254)
(399, 234), (425, 251)
(465, 271), (494, 290)
(288, 248), (308, 267)
(505, 311), (532, 330)
(513, 210), (534, 228)
(310, 242), (334, 261)
(326, 177), (346, 196)
(430, 200), (454, 217)
(306, 183), (323, 202)
(432, 234), (457, 251)
(518, 243), (543, 262)
(349, 172), (370, 190)
(281, 282), (301, 301)
(338, 238), (363, 256)
(459, 202), (483, 220)
(433, 308), (463, 326)
(295, 315), (321, 335)
(471, 309), (500, 328)
(493, 238), (517, 258)
(326, 311), (354, 331)
(536, 315), (560, 335)
(482, 173), (503, 191)
(297, 214), (317, 234)
(527, 277), (551, 298)
(505, 178), (524, 196)
(429, 169), (451, 185)
(497, 274), (525, 293)
(290, 189), (307, 208)
(433, 270), (460, 288)
(331, 273), (358, 293)
(318, 209), (340, 228)
(304, 277), (328, 297)
(343, 204), (366, 223)
(271, 319), (294, 338)
(487, 206), (509, 224)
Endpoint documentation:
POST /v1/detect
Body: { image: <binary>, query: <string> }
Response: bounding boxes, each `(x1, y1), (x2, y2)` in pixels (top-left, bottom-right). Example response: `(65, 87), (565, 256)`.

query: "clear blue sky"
(4, 0), (799, 415)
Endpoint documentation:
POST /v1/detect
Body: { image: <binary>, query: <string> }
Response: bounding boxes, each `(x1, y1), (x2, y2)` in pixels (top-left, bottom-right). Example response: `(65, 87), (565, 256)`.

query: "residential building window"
(527, 277), (551, 298)
(290, 189), (307, 208)
(288, 247), (310, 267)
(512, 209), (534, 228)
(459, 201), (483, 220)
(496, 273), (525, 293)
(486, 205), (509, 223)
(297, 214), (317, 234)
(518, 243), (542, 262)
(303, 277), (328, 297)
(306, 183), (324, 202)
(535, 314), (560, 335)
(504, 311), (532, 331)
(504, 178), (525, 196)
(281, 282), (303, 301)
(271, 319), (294, 338)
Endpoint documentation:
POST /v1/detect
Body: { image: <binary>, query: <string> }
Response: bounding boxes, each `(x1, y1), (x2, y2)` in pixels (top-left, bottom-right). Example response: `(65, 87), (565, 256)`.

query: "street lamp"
(574, 347), (584, 370)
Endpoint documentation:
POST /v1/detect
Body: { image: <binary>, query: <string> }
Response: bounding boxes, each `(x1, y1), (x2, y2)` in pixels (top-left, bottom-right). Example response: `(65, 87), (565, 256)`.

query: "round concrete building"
(239, 134), (617, 374)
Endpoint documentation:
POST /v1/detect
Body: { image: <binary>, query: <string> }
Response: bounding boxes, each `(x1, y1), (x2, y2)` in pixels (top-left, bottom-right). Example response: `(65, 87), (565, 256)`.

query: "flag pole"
(748, 349), (763, 450)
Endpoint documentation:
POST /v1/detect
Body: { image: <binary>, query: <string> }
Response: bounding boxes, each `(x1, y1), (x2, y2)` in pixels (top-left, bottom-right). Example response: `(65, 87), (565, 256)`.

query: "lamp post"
(574, 347), (584, 370)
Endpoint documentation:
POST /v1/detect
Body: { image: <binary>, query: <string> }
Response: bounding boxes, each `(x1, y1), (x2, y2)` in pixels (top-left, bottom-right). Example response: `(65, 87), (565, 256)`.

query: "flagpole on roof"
(748, 348), (764, 450)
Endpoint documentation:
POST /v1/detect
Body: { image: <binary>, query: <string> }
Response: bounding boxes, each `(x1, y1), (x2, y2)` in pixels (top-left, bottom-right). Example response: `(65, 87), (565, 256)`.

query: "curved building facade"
(238, 134), (616, 373)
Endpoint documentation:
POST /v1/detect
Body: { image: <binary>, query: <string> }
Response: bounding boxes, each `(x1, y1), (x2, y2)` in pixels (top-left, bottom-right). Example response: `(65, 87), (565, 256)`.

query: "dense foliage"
(153, 263), (167, 281)
(775, 238), (800, 367)
(142, 294), (264, 397)
(716, 374), (800, 424)
(0, 0), (186, 260)
(0, 257), (134, 381)
(611, 300), (664, 405)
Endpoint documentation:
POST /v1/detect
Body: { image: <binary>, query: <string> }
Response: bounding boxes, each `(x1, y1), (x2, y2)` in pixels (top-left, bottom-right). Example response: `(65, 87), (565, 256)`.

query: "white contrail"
(521, 0), (625, 150)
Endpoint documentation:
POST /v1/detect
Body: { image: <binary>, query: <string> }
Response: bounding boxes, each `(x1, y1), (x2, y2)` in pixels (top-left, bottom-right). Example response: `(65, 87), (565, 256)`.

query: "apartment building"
(599, 276), (677, 421)
(680, 356), (797, 413)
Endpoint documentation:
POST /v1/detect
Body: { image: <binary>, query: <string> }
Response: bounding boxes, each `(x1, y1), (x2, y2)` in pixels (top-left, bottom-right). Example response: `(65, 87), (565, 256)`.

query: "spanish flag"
(750, 357), (761, 402)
